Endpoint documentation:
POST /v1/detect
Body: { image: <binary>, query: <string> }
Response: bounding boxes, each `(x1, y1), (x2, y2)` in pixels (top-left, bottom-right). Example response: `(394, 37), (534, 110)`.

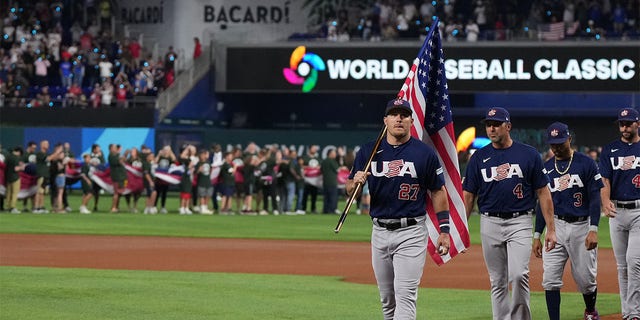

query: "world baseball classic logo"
(282, 46), (326, 93)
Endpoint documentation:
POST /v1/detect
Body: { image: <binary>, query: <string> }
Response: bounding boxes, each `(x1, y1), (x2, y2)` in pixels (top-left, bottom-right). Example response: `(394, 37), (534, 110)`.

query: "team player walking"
(348, 99), (451, 320)
(350, 102), (639, 320)
(600, 108), (640, 320)
(533, 122), (603, 320)
(463, 107), (557, 320)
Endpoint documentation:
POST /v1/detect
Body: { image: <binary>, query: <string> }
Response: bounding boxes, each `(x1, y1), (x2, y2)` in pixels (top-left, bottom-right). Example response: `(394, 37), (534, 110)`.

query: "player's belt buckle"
(555, 215), (588, 223)
(615, 200), (640, 209)
(374, 218), (418, 231)
(483, 210), (531, 219)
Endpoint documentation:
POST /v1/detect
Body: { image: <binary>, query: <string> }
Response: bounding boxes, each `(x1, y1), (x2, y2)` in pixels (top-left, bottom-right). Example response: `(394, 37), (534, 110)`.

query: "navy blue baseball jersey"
(349, 137), (445, 219)
(535, 152), (603, 233)
(463, 141), (549, 213)
(599, 140), (640, 201)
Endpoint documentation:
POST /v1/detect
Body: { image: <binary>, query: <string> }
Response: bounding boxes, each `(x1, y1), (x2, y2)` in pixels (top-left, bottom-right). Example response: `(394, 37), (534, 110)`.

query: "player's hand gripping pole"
(334, 126), (388, 233)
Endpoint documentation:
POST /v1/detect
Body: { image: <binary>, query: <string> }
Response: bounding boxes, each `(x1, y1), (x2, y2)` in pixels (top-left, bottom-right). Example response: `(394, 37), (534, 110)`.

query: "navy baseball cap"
(618, 107), (639, 122)
(385, 99), (412, 116)
(546, 122), (570, 144)
(482, 107), (510, 123)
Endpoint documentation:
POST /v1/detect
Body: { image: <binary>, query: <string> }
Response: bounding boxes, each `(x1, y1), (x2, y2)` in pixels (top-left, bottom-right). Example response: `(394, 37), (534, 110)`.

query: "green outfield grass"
(0, 193), (619, 319)
(0, 192), (613, 247)
(0, 267), (621, 320)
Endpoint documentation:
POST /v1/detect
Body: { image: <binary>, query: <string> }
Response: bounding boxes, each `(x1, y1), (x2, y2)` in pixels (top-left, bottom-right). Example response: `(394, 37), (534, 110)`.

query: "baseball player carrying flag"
(337, 17), (470, 263)
(342, 18), (470, 320)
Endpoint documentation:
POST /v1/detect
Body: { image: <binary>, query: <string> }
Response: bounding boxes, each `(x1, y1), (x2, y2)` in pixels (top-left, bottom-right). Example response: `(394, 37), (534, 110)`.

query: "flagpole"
(334, 125), (387, 233)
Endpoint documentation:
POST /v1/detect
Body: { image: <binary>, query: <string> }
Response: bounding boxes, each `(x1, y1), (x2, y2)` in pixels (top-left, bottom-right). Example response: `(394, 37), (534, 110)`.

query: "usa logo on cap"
(488, 109), (497, 116)
(617, 107), (639, 121)
(550, 129), (559, 137)
(394, 99), (404, 105)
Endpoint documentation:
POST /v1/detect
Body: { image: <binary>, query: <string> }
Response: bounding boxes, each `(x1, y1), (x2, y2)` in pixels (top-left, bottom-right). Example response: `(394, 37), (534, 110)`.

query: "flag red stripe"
(399, 19), (470, 265)
(405, 64), (424, 139)
(424, 130), (466, 261)
(429, 127), (471, 246)
(419, 129), (470, 263)
(425, 199), (456, 264)
(409, 90), (426, 132)
(417, 118), (471, 263)
(440, 127), (471, 246)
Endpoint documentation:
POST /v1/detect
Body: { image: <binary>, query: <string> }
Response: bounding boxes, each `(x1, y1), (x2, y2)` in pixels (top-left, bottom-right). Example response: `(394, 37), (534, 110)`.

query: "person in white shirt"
(33, 55), (51, 87)
(465, 19), (480, 42)
(98, 56), (113, 82)
(100, 78), (113, 106)
(473, 0), (488, 32)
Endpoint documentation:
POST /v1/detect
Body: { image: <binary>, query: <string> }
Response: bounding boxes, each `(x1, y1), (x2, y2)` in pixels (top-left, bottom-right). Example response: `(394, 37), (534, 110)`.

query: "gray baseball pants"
(542, 219), (597, 293)
(609, 205), (640, 319)
(371, 217), (427, 320)
(480, 214), (532, 320)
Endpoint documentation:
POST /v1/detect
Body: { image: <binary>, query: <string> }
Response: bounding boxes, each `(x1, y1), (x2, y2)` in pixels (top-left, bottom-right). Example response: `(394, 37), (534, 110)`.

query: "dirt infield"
(0, 234), (622, 318)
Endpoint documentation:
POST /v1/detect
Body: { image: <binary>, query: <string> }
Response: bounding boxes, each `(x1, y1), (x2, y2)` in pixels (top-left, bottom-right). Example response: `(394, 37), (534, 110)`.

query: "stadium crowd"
(0, 0), (638, 108)
(0, 0), (180, 109)
(301, 0), (640, 42)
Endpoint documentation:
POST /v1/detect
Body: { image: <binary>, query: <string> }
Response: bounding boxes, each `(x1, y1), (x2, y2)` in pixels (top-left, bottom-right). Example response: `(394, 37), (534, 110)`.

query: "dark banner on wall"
(225, 44), (640, 93)
(0, 107), (155, 127)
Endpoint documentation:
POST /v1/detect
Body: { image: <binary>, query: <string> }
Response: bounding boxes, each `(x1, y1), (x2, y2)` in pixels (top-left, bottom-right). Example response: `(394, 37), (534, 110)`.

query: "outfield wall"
(0, 127), (155, 157)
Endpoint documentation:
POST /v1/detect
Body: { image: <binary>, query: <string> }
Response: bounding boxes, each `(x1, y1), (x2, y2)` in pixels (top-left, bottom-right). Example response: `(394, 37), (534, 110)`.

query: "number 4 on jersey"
(633, 174), (640, 188)
(513, 183), (523, 199)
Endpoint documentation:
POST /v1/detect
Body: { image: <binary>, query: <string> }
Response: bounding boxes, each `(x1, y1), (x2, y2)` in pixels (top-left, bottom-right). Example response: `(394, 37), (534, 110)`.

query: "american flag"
(0, 159), (38, 199)
(89, 164), (145, 195)
(539, 22), (565, 41)
(398, 18), (470, 265)
(155, 164), (185, 185)
(65, 159), (83, 185)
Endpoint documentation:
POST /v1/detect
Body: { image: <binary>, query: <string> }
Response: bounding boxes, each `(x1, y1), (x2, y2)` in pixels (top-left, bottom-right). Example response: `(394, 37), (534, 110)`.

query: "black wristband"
(436, 210), (450, 234)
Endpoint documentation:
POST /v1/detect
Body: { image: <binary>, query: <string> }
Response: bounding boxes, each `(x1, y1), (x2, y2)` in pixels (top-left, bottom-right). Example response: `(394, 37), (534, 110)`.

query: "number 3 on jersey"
(398, 183), (419, 201)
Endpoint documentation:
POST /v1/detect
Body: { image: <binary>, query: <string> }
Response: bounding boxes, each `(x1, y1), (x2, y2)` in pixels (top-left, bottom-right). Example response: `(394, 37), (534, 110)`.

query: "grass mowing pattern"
(0, 266), (621, 320)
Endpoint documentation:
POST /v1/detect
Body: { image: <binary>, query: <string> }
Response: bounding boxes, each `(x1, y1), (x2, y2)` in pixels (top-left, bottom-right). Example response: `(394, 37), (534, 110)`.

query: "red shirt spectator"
(116, 85), (127, 101)
(494, 15), (506, 40)
(193, 37), (202, 59)
(68, 83), (82, 96)
(80, 32), (93, 51)
(129, 39), (141, 60)
(61, 49), (72, 62)
(165, 68), (175, 87)
(66, 83), (84, 107)
(90, 83), (101, 108)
